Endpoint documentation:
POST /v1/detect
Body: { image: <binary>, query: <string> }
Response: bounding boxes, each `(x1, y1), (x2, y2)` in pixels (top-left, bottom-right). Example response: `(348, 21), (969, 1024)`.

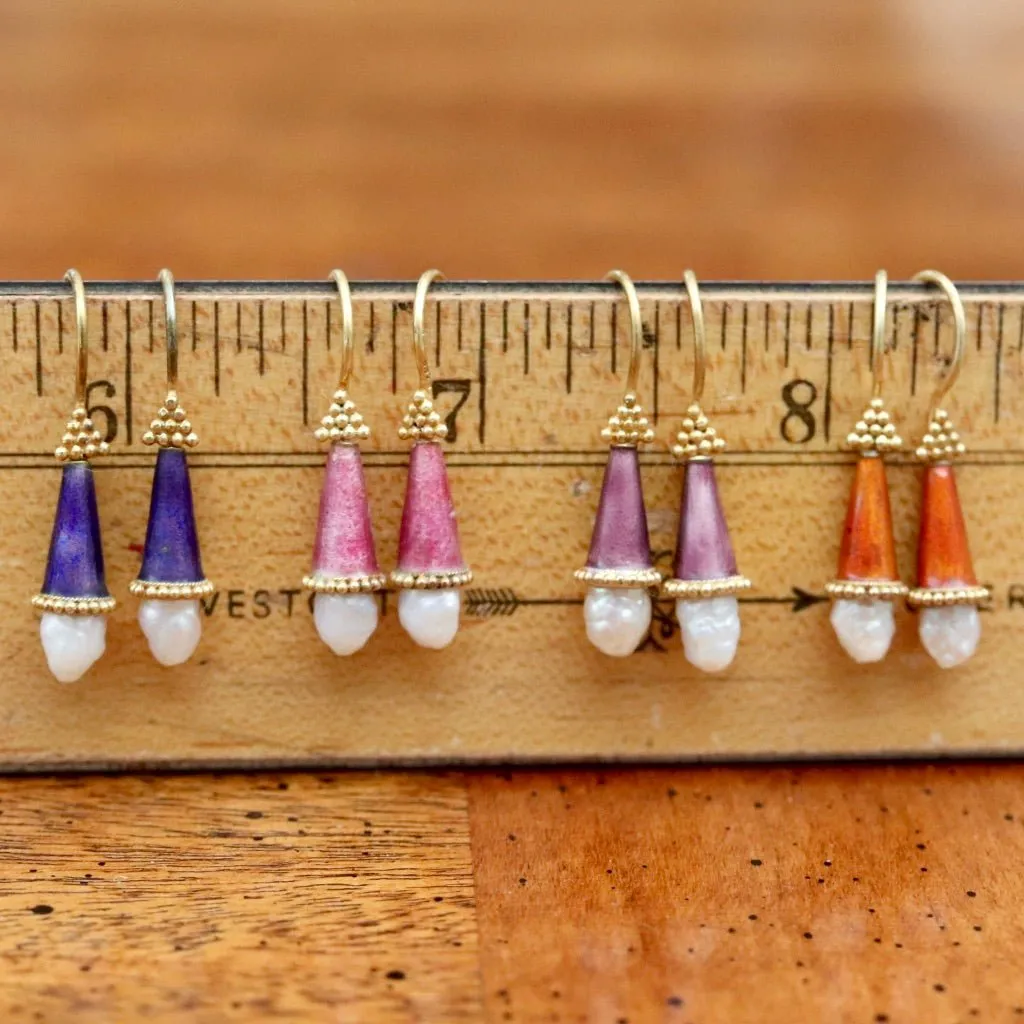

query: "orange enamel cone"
(834, 456), (901, 586)
(916, 463), (976, 591)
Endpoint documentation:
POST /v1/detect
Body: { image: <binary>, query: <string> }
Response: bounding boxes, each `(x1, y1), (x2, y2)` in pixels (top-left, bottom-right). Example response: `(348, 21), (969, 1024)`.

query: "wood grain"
(0, 772), (481, 1021)
(4, 765), (1024, 1021)
(0, 1), (1022, 281)
(469, 765), (1024, 1023)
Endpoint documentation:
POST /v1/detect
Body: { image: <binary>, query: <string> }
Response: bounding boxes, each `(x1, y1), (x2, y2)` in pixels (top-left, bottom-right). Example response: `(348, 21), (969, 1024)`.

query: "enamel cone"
(137, 448), (205, 585)
(835, 456), (900, 583)
(396, 441), (467, 574)
(40, 462), (111, 600)
(917, 463), (977, 589)
(583, 445), (653, 573)
(671, 459), (738, 582)
(312, 443), (381, 579)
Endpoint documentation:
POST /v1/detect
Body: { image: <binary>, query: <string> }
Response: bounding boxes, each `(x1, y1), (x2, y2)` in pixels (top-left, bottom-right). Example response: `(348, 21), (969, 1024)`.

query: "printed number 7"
(431, 379), (472, 442)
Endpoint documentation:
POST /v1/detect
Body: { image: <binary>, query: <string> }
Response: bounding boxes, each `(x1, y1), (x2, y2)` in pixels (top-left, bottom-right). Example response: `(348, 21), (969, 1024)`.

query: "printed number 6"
(87, 380), (118, 445)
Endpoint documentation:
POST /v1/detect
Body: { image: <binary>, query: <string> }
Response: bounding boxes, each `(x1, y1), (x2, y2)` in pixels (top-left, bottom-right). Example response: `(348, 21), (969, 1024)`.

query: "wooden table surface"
(3, 0), (1024, 1019)
(1, 765), (1021, 1021)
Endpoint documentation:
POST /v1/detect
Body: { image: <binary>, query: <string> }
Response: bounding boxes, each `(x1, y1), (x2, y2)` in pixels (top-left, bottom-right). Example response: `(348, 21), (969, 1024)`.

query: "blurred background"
(1, 0), (1022, 282)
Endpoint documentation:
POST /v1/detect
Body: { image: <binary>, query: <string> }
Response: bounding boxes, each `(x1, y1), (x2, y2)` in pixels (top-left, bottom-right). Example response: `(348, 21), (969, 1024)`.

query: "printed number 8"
(780, 379), (817, 444)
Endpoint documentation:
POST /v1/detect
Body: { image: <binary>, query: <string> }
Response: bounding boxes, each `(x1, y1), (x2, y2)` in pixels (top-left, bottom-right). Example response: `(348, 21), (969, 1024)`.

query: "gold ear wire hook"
(605, 269), (643, 396)
(158, 269), (178, 392)
(913, 269), (966, 419)
(328, 269), (355, 391)
(871, 269), (888, 399)
(600, 270), (654, 447)
(413, 269), (445, 391)
(64, 269), (88, 407)
(682, 270), (706, 404)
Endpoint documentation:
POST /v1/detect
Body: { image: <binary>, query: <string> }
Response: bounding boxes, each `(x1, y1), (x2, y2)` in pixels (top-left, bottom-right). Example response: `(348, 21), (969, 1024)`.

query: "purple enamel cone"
(673, 459), (738, 581)
(41, 461), (110, 599)
(584, 445), (653, 571)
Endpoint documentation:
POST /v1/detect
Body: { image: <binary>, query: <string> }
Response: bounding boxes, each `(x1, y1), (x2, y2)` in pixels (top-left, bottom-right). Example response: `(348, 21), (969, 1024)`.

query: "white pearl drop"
(919, 604), (981, 669)
(830, 599), (896, 663)
(398, 589), (461, 649)
(583, 587), (651, 657)
(313, 593), (379, 655)
(40, 612), (106, 683)
(676, 595), (741, 673)
(138, 599), (202, 667)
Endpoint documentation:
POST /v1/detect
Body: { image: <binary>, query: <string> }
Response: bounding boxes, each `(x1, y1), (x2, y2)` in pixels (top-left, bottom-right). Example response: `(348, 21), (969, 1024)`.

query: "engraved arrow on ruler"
(464, 586), (827, 618)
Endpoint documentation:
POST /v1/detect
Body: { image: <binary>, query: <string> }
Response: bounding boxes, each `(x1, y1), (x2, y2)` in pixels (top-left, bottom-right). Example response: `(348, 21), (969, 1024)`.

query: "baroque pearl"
(584, 587), (651, 657)
(676, 595), (741, 672)
(40, 612), (106, 683)
(313, 593), (378, 655)
(830, 598), (895, 663)
(919, 604), (981, 669)
(398, 589), (461, 649)
(138, 599), (202, 667)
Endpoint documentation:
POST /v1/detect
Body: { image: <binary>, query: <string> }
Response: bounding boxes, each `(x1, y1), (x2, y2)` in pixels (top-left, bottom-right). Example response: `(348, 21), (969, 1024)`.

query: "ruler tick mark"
(301, 300), (308, 426)
(57, 299), (63, 354)
(436, 301), (443, 362)
(503, 300), (509, 354)
(611, 302), (617, 375)
(368, 302), (375, 354)
(192, 300), (198, 352)
(763, 302), (770, 354)
(847, 302), (854, 351)
(390, 301), (398, 394)
(102, 301), (109, 352)
(652, 302), (660, 425)
(11, 303), (17, 353)
(235, 302), (241, 355)
(784, 302), (792, 367)
(523, 301), (530, 376)
(911, 306), (920, 397)
(34, 301), (41, 397)
(588, 301), (595, 350)
(214, 302), (221, 398)
(546, 304), (552, 351)
(566, 303), (573, 394)
(804, 304), (812, 351)
(995, 303), (1004, 423)
(124, 302), (133, 446)
(478, 300), (487, 444)
(149, 300), (155, 353)
(280, 300), (286, 356)
(258, 302), (265, 376)
(741, 303), (748, 394)
(824, 303), (834, 442)
(721, 303), (728, 351)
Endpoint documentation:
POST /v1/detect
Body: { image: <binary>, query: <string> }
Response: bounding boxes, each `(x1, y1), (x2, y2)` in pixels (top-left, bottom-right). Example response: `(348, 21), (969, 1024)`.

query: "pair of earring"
(827, 270), (989, 668)
(33, 270), (211, 682)
(576, 270), (750, 671)
(302, 269), (472, 656)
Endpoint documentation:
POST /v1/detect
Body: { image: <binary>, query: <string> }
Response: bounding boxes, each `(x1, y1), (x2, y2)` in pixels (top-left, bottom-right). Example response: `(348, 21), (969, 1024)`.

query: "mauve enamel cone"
(396, 442), (467, 574)
(584, 445), (653, 571)
(672, 460), (738, 581)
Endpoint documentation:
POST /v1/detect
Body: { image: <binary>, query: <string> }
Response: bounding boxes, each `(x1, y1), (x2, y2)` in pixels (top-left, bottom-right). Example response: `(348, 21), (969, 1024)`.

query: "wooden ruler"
(2, 279), (1023, 768)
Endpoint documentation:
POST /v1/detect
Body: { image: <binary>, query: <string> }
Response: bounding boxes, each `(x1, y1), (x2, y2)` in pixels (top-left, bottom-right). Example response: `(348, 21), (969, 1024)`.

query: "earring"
(825, 270), (906, 663)
(129, 270), (212, 666)
(33, 270), (115, 682)
(575, 270), (660, 657)
(302, 270), (385, 655)
(907, 270), (989, 667)
(390, 270), (472, 649)
(661, 270), (750, 672)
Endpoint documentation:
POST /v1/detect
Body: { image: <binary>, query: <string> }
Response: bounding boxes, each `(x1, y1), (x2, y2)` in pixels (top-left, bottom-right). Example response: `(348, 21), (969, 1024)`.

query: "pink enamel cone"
(311, 443), (381, 581)
(395, 441), (468, 577)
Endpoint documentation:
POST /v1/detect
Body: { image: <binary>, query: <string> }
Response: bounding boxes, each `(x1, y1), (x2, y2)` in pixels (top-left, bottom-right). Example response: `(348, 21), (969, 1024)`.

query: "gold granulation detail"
(671, 403), (726, 461)
(574, 566), (663, 588)
(313, 389), (371, 445)
(915, 409), (967, 463)
(907, 584), (990, 608)
(54, 407), (109, 463)
(129, 579), (215, 600)
(601, 392), (655, 446)
(846, 397), (902, 455)
(398, 390), (447, 443)
(141, 392), (199, 450)
(661, 575), (751, 599)
(389, 568), (473, 590)
(303, 573), (388, 595)
(31, 594), (116, 615)
(825, 579), (908, 601)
